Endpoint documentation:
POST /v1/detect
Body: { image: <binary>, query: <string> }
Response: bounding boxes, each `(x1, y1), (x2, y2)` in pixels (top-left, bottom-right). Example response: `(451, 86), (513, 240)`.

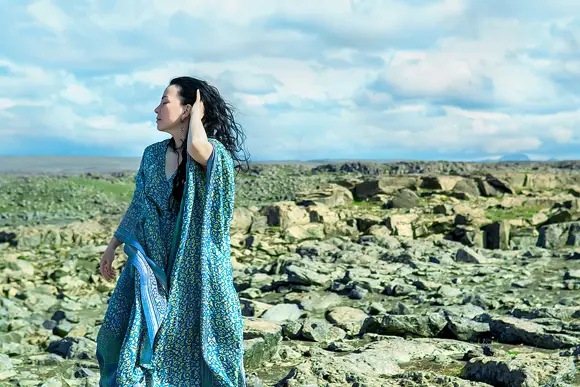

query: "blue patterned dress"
(96, 138), (246, 387)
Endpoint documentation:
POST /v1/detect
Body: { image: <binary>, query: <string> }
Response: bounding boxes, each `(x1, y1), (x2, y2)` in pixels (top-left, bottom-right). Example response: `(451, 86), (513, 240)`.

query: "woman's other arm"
(186, 89), (213, 166)
(100, 149), (147, 280)
(106, 235), (123, 252)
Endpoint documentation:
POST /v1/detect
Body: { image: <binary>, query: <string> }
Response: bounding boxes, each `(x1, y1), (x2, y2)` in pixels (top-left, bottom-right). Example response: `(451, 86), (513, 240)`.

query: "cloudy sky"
(0, 0), (579, 161)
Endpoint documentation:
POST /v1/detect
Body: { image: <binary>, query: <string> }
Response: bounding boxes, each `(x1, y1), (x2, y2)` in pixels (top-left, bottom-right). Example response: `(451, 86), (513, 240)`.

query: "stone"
(421, 176), (461, 191)
(388, 189), (421, 209)
(260, 303), (303, 323)
(231, 207), (255, 234)
(6, 259), (35, 277)
(243, 318), (283, 369)
(385, 214), (418, 238)
(484, 315), (580, 349)
(296, 183), (353, 207)
(462, 353), (576, 386)
(537, 221), (580, 248)
(509, 227), (539, 249)
(282, 223), (325, 242)
(482, 220), (510, 250)
(442, 316), (490, 342)
(284, 265), (330, 287)
(301, 318), (346, 342)
(354, 177), (415, 200)
(363, 313), (448, 338)
(453, 179), (480, 198)
(296, 292), (342, 312)
(326, 306), (369, 335)
(260, 201), (310, 229)
(456, 247), (488, 264)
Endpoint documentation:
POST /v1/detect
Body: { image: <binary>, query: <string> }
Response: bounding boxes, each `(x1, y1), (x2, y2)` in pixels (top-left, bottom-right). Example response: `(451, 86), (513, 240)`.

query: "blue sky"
(0, 0), (579, 161)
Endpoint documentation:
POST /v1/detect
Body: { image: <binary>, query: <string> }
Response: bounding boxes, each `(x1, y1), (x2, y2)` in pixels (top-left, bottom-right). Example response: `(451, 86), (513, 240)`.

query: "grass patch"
(0, 204), (16, 212)
(401, 363), (464, 378)
(485, 204), (547, 222)
(237, 174), (257, 180)
(0, 175), (136, 223)
(439, 366), (464, 377)
(68, 177), (135, 201)
(351, 200), (380, 208)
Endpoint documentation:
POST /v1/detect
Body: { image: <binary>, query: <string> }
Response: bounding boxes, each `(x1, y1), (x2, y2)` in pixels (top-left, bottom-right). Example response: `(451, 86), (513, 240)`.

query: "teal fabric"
(96, 138), (246, 386)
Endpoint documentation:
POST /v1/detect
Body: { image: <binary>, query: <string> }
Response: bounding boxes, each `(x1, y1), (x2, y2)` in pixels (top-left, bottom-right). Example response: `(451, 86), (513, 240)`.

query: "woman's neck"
(169, 129), (186, 150)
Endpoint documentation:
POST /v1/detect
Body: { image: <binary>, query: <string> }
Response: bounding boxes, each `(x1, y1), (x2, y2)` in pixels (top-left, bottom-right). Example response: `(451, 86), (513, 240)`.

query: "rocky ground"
(0, 160), (579, 386)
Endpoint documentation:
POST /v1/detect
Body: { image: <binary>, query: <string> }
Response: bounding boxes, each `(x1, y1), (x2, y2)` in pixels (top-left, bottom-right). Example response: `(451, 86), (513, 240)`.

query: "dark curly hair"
(167, 76), (250, 211)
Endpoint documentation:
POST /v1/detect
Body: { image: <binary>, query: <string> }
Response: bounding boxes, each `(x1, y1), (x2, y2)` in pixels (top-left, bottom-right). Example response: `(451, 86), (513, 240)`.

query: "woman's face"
(154, 85), (189, 132)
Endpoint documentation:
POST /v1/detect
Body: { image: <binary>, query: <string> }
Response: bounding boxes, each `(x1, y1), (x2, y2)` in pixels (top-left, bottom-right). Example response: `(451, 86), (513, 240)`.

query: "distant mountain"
(498, 154), (531, 162)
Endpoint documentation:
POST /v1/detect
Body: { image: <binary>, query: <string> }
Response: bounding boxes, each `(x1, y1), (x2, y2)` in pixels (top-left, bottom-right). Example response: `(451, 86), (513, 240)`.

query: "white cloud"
(482, 137), (542, 154)
(0, 97), (50, 110)
(38, 105), (162, 149)
(26, 0), (69, 33)
(0, 0), (578, 159)
(471, 120), (499, 135)
(60, 82), (101, 105)
(373, 26), (575, 111)
(142, 0), (465, 30)
(550, 127), (574, 144)
(0, 98), (16, 110)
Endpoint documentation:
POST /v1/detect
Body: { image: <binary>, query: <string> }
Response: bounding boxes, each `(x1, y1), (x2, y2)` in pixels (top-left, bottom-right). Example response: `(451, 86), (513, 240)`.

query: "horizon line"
(0, 155), (578, 163)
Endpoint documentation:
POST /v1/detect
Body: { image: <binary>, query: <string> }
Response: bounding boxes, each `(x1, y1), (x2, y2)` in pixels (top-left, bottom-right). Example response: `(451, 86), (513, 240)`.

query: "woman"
(96, 76), (249, 386)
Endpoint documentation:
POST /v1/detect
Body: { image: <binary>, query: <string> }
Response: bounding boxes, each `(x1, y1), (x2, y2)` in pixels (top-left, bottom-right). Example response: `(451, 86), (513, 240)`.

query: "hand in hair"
(187, 89), (212, 166)
(191, 88), (204, 121)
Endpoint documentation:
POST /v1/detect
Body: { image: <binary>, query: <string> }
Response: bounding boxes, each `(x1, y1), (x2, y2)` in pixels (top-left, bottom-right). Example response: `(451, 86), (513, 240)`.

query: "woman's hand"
(189, 89), (204, 129)
(100, 248), (117, 281)
(187, 89), (212, 165)
(193, 89), (204, 120)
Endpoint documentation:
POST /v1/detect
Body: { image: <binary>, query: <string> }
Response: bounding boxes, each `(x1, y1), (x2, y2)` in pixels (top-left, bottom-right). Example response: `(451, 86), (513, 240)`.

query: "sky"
(0, 0), (579, 162)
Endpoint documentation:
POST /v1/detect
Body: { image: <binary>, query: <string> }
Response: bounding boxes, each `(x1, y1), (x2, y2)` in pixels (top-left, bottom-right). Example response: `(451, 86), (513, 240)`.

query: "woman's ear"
(181, 104), (192, 121)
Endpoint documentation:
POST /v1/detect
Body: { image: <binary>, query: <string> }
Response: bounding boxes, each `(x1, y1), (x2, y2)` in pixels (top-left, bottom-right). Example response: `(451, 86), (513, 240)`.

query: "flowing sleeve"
(205, 139), (235, 229)
(114, 148), (147, 241)
(196, 138), (244, 386)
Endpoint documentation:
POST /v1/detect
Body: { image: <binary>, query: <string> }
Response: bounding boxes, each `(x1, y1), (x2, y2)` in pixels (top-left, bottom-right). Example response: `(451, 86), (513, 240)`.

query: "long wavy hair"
(167, 76), (250, 212)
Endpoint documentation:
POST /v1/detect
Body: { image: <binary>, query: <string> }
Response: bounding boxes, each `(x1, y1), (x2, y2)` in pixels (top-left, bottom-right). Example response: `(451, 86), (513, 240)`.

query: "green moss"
(0, 204), (15, 212)
(0, 175), (136, 223)
(68, 177), (135, 201)
(351, 200), (378, 208)
(400, 363), (464, 378)
(238, 174), (257, 179)
(485, 204), (546, 222)
(439, 366), (464, 377)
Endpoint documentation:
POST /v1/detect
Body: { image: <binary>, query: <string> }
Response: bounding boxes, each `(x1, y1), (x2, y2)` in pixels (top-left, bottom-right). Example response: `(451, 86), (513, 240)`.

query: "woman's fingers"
(106, 262), (114, 280)
(192, 90), (204, 120)
(99, 258), (106, 278)
(99, 256), (115, 281)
